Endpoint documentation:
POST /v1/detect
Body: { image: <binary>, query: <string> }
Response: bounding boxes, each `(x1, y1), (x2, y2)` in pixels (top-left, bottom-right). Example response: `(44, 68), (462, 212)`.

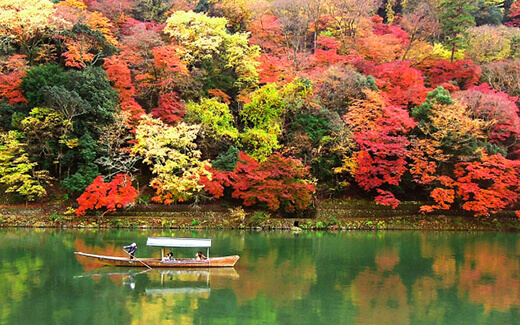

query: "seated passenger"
(195, 251), (207, 260)
(162, 252), (175, 262)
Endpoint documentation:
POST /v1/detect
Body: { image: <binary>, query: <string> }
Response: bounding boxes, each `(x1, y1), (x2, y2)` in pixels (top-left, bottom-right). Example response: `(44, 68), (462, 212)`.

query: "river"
(0, 229), (518, 324)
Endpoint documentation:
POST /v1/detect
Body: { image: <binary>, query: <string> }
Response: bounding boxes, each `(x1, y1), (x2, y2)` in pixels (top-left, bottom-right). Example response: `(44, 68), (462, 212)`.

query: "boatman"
(124, 242), (137, 259)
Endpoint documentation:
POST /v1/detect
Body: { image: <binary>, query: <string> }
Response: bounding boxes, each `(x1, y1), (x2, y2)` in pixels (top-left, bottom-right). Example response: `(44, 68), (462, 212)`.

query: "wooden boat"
(74, 237), (240, 268)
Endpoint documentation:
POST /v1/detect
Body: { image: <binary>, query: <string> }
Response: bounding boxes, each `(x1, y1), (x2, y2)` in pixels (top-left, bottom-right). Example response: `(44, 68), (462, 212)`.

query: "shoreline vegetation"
(1, 199), (519, 231)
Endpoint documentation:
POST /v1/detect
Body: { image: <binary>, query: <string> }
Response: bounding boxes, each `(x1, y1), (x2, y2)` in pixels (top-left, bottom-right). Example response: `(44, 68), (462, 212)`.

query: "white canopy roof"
(146, 237), (212, 248)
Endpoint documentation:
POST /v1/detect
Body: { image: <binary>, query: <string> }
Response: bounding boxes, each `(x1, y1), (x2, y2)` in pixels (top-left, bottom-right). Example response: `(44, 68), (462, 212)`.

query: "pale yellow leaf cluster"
(419, 101), (488, 155)
(165, 11), (227, 62)
(466, 25), (520, 63)
(0, 0), (55, 40)
(132, 115), (210, 203)
(0, 131), (52, 200)
(164, 11), (259, 88)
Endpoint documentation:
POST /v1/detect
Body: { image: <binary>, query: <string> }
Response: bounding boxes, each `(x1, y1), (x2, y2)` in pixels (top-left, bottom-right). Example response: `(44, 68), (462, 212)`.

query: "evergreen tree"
(438, 0), (478, 62)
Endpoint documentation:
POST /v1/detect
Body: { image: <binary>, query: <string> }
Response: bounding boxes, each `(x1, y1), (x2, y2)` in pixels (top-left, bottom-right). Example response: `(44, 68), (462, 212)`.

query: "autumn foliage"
(1, 0), (520, 218)
(200, 152), (315, 213)
(368, 60), (428, 108)
(336, 90), (416, 208)
(75, 174), (138, 216)
(420, 153), (520, 216)
(422, 59), (481, 91)
(0, 55), (28, 105)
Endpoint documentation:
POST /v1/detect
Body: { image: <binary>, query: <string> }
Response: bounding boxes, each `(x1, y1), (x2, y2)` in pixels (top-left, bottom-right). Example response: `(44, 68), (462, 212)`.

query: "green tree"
(438, 0), (478, 62)
(239, 84), (285, 160)
(212, 145), (240, 171)
(60, 134), (100, 193)
(21, 64), (68, 108)
(185, 97), (239, 140)
(21, 65), (118, 191)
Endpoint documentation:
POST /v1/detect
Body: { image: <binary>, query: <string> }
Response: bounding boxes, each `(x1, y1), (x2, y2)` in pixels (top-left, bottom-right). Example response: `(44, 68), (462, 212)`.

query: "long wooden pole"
(123, 249), (152, 269)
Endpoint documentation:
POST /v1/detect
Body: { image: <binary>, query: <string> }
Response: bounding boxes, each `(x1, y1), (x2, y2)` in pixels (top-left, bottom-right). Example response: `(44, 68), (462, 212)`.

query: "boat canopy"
(146, 237), (212, 248)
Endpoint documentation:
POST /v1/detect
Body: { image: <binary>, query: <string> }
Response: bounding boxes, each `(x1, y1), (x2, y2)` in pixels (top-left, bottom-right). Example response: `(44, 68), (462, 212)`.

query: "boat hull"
(75, 252), (240, 267)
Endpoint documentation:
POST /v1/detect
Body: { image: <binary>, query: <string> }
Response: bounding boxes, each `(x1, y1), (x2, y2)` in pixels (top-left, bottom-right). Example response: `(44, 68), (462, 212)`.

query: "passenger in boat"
(195, 251), (207, 260)
(162, 252), (175, 263)
(124, 242), (137, 259)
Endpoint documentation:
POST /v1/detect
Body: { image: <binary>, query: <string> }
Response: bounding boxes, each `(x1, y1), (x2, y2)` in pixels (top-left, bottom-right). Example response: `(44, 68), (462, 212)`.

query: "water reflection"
(0, 230), (518, 325)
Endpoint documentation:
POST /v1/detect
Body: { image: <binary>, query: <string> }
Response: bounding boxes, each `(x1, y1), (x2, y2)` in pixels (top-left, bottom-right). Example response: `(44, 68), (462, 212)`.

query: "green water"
(0, 229), (518, 325)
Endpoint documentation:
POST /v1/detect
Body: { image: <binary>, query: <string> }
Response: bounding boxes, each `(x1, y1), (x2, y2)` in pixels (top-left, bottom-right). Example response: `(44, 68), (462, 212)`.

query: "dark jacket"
(124, 245), (137, 254)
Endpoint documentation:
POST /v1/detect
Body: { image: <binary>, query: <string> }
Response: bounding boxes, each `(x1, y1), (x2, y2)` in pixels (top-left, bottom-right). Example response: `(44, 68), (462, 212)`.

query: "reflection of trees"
(2, 229), (520, 324)
(459, 240), (520, 313)
(375, 247), (400, 271)
(420, 237), (457, 288)
(332, 232), (520, 325)
(125, 294), (201, 325)
(232, 249), (316, 306)
(343, 246), (410, 325)
(411, 277), (447, 323)
(0, 256), (43, 325)
(0, 229), (132, 325)
(350, 271), (410, 325)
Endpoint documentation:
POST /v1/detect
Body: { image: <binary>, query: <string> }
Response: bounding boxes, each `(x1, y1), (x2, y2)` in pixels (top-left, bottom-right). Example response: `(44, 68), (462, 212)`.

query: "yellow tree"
(323, 0), (382, 40)
(55, 0), (118, 68)
(132, 115), (210, 204)
(0, 0), (56, 64)
(465, 25), (520, 63)
(0, 131), (53, 201)
(410, 87), (494, 213)
(163, 10), (259, 95)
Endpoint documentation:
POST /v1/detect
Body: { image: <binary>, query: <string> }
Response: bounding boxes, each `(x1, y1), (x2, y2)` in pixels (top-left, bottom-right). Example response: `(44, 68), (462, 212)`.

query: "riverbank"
(1, 199), (519, 231)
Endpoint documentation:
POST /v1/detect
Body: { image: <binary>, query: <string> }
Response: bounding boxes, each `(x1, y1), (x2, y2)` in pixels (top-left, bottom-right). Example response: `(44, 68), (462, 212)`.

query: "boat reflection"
(75, 268), (239, 295)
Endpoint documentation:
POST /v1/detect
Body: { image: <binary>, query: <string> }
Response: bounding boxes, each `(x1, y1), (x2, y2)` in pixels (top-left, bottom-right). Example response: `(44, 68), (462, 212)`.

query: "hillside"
(1, 0), (520, 219)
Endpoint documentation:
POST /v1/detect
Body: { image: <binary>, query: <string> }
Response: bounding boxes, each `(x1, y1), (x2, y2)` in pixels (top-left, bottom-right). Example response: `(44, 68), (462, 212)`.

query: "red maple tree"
(506, 1), (520, 27)
(75, 174), (138, 216)
(0, 54), (28, 105)
(369, 60), (429, 108)
(150, 92), (186, 124)
(103, 56), (145, 121)
(344, 91), (416, 208)
(200, 152), (315, 213)
(421, 59), (481, 90)
(421, 153), (520, 216)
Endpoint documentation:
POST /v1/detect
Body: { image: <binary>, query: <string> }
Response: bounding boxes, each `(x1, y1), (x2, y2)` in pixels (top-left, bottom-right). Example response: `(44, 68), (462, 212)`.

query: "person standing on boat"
(124, 242), (137, 259)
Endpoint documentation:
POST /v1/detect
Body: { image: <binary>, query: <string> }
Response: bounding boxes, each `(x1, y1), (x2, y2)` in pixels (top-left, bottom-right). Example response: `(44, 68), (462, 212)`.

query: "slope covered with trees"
(1, 0), (520, 217)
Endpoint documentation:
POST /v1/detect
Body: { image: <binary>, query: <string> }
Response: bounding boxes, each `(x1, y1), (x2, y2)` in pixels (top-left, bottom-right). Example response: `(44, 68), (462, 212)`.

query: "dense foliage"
(1, 0), (520, 217)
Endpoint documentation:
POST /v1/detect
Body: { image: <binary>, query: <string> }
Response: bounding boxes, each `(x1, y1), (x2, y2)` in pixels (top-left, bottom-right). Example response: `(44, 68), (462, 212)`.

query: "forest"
(1, 0), (520, 218)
